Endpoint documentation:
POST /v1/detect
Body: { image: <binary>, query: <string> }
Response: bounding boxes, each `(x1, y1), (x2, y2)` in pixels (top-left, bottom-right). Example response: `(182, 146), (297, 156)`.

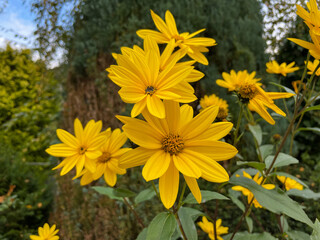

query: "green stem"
(176, 182), (187, 212)
(123, 197), (145, 228)
(233, 104), (244, 146)
(173, 205), (188, 240)
(151, 181), (161, 201)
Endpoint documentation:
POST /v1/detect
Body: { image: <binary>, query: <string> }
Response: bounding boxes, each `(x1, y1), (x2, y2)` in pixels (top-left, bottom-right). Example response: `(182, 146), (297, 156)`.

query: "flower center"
(218, 107), (228, 120)
(173, 34), (184, 42)
(97, 152), (111, 163)
(161, 134), (184, 155)
(79, 146), (87, 155)
(145, 86), (156, 96)
(238, 84), (257, 101)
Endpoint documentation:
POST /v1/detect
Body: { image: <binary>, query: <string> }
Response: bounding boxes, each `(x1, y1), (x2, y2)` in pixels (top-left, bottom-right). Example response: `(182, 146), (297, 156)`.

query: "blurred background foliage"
(1, 0), (320, 239)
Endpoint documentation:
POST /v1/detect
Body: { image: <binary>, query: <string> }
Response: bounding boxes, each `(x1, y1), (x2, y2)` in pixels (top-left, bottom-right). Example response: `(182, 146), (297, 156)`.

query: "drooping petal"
(146, 95), (166, 119)
(60, 155), (79, 176)
(104, 167), (117, 187)
(159, 161), (179, 209)
(84, 158), (96, 173)
(142, 150), (171, 181)
(131, 97), (148, 117)
(184, 175), (202, 203)
(76, 154), (85, 176)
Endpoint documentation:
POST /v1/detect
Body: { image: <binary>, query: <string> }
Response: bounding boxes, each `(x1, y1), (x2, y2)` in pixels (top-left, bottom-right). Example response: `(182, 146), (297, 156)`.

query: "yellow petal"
(84, 158), (96, 173)
(165, 10), (179, 36)
(142, 108), (169, 135)
(172, 154), (201, 178)
(179, 104), (193, 129)
(74, 118), (84, 144)
(142, 151), (171, 181)
(56, 129), (79, 148)
(184, 175), (201, 203)
(146, 95), (166, 119)
(119, 87), (146, 103)
(193, 122), (233, 141)
(150, 10), (171, 38)
(159, 161), (179, 209)
(123, 118), (163, 149)
(187, 49), (208, 65)
(185, 140), (238, 161)
(180, 106), (219, 140)
(104, 167), (117, 187)
(163, 100), (180, 132)
(136, 29), (169, 43)
(249, 99), (275, 125)
(46, 144), (75, 157)
(60, 155), (79, 176)
(76, 154), (85, 176)
(119, 147), (155, 169)
(131, 97), (147, 118)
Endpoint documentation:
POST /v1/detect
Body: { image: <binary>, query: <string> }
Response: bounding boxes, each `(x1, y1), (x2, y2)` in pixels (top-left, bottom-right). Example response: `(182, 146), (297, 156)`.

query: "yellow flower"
(306, 59), (320, 75)
(117, 100), (237, 209)
(197, 216), (228, 240)
(216, 70), (295, 125)
(266, 60), (299, 76)
(75, 128), (131, 187)
(136, 10), (216, 65)
(292, 80), (306, 94)
(232, 171), (275, 208)
(30, 223), (59, 240)
(296, 0), (320, 35)
(107, 37), (197, 119)
(46, 119), (106, 176)
(288, 30), (320, 59)
(277, 176), (303, 191)
(200, 94), (229, 120)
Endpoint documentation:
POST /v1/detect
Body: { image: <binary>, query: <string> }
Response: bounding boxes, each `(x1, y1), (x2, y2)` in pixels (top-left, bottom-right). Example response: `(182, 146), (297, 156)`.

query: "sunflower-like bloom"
(266, 60), (299, 76)
(296, 0), (320, 35)
(46, 119), (106, 176)
(277, 175), (303, 191)
(107, 37), (197, 119)
(30, 223), (59, 240)
(232, 171), (275, 208)
(75, 128), (131, 187)
(200, 94), (229, 120)
(306, 59), (320, 75)
(216, 70), (295, 125)
(136, 10), (216, 65)
(197, 216), (228, 240)
(117, 100), (237, 209)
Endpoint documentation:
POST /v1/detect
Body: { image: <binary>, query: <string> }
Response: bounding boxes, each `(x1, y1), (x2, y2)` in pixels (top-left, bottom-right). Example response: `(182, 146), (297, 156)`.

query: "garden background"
(1, 0), (320, 239)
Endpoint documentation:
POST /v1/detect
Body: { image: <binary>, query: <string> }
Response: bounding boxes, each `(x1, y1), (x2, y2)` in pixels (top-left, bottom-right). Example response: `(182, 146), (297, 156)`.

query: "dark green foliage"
(0, 45), (62, 162)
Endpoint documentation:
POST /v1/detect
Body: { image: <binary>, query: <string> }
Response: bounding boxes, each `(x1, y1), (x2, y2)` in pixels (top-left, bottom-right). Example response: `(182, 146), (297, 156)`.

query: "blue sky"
(0, 0), (36, 49)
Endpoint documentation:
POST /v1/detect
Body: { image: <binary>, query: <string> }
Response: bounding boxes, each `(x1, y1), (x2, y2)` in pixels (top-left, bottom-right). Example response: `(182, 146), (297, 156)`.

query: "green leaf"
(280, 215), (289, 232)
(114, 188), (136, 198)
(229, 176), (313, 227)
(91, 186), (123, 201)
(135, 187), (156, 204)
(248, 123), (262, 145)
(297, 127), (320, 134)
(228, 189), (245, 212)
(270, 172), (308, 188)
(311, 219), (320, 240)
(136, 228), (148, 240)
(302, 105), (320, 113)
(146, 212), (176, 240)
(237, 161), (266, 172)
(288, 189), (320, 200)
(183, 190), (229, 204)
(259, 145), (274, 160)
(225, 231), (277, 240)
(245, 216), (253, 233)
(265, 153), (299, 170)
(287, 230), (310, 240)
(177, 207), (202, 240)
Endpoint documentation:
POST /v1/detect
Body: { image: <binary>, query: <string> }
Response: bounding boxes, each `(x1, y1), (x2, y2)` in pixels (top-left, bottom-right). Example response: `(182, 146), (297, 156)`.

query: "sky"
(0, 0), (36, 49)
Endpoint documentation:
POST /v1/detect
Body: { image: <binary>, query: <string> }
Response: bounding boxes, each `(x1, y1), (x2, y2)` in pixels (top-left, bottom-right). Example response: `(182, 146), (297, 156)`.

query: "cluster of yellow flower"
(37, 4), (312, 239)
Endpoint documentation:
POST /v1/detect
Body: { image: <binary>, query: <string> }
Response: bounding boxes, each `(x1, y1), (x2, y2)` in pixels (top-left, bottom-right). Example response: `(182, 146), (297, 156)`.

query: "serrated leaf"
(229, 176), (313, 227)
(303, 105), (320, 113)
(287, 230), (310, 240)
(177, 207), (202, 240)
(91, 186), (123, 201)
(288, 189), (320, 200)
(245, 216), (253, 233)
(248, 123), (262, 145)
(225, 231), (277, 240)
(146, 212), (176, 240)
(136, 228), (148, 240)
(135, 188), (156, 204)
(259, 144), (274, 160)
(237, 161), (266, 172)
(297, 127), (320, 134)
(114, 188), (136, 198)
(265, 153), (299, 170)
(183, 190), (229, 204)
(311, 219), (320, 240)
